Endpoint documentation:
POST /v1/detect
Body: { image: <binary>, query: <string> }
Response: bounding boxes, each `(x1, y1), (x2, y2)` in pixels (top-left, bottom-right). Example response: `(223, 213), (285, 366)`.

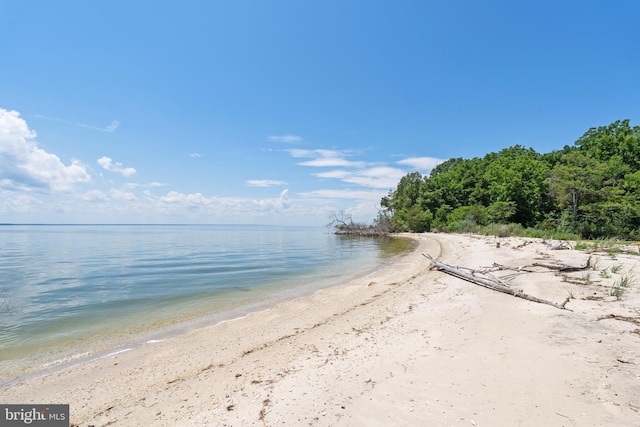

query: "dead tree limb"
(423, 254), (572, 311)
(532, 256), (592, 272)
(597, 314), (640, 327)
(546, 240), (573, 250)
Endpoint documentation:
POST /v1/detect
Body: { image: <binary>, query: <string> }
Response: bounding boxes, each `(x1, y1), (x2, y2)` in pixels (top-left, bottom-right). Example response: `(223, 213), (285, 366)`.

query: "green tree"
(380, 120), (640, 239)
(381, 172), (429, 232)
(575, 119), (640, 171)
(483, 146), (550, 227)
(487, 201), (517, 223)
(548, 151), (604, 222)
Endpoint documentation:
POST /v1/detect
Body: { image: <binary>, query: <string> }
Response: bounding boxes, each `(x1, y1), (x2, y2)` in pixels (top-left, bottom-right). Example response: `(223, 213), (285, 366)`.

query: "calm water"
(0, 224), (413, 379)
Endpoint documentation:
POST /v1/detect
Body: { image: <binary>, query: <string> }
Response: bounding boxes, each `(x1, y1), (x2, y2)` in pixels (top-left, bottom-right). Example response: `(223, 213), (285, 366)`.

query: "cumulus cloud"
(279, 188), (290, 208)
(0, 108), (91, 193)
(268, 134), (302, 144)
(97, 156), (137, 177)
(0, 194), (42, 212)
(246, 179), (288, 187)
(396, 156), (445, 171)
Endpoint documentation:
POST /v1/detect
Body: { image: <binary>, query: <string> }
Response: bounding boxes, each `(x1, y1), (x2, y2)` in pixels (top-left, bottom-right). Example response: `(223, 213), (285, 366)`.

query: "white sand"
(2, 233), (639, 426)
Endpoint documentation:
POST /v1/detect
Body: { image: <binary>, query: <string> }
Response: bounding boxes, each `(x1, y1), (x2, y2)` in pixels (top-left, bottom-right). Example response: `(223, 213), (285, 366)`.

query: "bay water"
(0, 224), (413, 380)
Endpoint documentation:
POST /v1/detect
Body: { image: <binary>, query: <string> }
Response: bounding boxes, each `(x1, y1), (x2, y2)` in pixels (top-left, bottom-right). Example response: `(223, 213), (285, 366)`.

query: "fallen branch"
(546, 240), (573, 250)
(597, 314), (640, 327)
(532, 256), (592, 272)
(423, 253), (572, 311)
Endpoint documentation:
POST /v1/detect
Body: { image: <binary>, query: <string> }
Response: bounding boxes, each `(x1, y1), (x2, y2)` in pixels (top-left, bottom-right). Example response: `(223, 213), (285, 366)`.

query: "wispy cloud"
(187, 153), (203, 158)
(288, 149), (366, 168)
(396, 156), (445, 171)
(109, 188), (137, 201)
(155, 190), (291, 214)
(79, 189), (109, 202)
(313, 170), (351, 179)
(104, 120), (121, 132)
(313, 166), (406, 189)
(299, 189), (386, 201)
(97, 156), (137, 177)
(34, 114), (121, 133)
(246, 180), (288, 187)
(268, 134), (302, 144)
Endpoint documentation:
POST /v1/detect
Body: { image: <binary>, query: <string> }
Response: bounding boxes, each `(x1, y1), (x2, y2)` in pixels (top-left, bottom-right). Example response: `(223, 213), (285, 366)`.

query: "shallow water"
(0, 224), (413, 378)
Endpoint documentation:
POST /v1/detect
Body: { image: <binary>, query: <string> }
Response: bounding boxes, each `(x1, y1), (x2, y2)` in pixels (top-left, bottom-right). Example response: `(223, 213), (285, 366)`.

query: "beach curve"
(2, 233), (639, 426)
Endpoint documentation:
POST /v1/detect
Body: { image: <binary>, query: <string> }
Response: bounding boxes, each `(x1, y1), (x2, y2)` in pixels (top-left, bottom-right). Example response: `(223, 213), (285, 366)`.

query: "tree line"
(378, 120), (640, 240)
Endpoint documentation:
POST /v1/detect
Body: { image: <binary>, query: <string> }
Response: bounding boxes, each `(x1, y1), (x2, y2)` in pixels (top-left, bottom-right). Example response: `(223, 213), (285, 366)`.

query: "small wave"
(40, 351), (90, 368)
(99, 348), (132, 359)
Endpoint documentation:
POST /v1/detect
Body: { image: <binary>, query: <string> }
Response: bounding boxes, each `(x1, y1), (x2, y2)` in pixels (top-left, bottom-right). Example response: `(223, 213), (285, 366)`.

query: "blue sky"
(1, 0), (639, 225)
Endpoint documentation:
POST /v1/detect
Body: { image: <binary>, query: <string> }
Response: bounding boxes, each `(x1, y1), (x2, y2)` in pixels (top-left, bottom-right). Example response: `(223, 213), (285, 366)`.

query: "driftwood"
(546, 240), (573, 250)
(597, 314), (640, 327)
(423, 253), (572, 311)
(532, 256), (592, 272)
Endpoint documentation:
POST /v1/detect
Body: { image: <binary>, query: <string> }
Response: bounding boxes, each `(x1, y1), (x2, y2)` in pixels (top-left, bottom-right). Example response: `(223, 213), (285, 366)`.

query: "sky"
(1, 0), (639, 225)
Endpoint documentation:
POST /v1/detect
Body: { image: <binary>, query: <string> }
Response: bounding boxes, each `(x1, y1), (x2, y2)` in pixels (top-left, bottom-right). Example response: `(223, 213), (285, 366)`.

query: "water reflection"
(334, 234), (417, 258)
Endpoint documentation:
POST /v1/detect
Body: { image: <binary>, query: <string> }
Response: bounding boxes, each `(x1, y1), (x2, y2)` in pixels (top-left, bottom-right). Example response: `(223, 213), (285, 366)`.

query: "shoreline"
(0, 237), (415, 388)
(1, 234), (410, 383)
(2, 233), (639, 426)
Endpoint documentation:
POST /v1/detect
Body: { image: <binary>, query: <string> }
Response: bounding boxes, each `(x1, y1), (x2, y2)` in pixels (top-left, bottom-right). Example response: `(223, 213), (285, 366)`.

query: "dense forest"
(378, 120), (640, 240)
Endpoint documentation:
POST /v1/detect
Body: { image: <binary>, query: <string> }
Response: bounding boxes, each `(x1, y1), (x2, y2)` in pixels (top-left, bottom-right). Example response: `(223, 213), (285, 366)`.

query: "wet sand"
(2, 233), (639, 426)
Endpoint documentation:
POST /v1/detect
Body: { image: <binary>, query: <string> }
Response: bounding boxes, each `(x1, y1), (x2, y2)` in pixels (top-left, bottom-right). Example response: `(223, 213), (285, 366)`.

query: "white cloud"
(268, 134), (302, 144)
(279, 189), (290, 208)
(313, 166), (405, 189)
(299, 189), (386, 202)
(188, 153), (203, 158)
(79, 189), (109, 202)
(345, 166), (406, 189)
(97, 156), (137, 177)
(246, 179), (288, 187)
(396, 156), (445, 171)
(0, 194), (42, 213)
(288, 149), (366, 168)
(109, 188), (137, 201)
(158, 191), (214, 206)
(0, 108), (91, 193)
(289, 149), (346, 158)
(299, 157), (363, 167)
(154, 190), (292, 216)
(104, 120), (121, 132)
(313, 170), (351, 179)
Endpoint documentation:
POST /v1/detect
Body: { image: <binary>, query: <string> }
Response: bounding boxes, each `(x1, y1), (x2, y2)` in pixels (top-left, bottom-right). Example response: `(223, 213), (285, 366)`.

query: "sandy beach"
(2, 233), (639, 426)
